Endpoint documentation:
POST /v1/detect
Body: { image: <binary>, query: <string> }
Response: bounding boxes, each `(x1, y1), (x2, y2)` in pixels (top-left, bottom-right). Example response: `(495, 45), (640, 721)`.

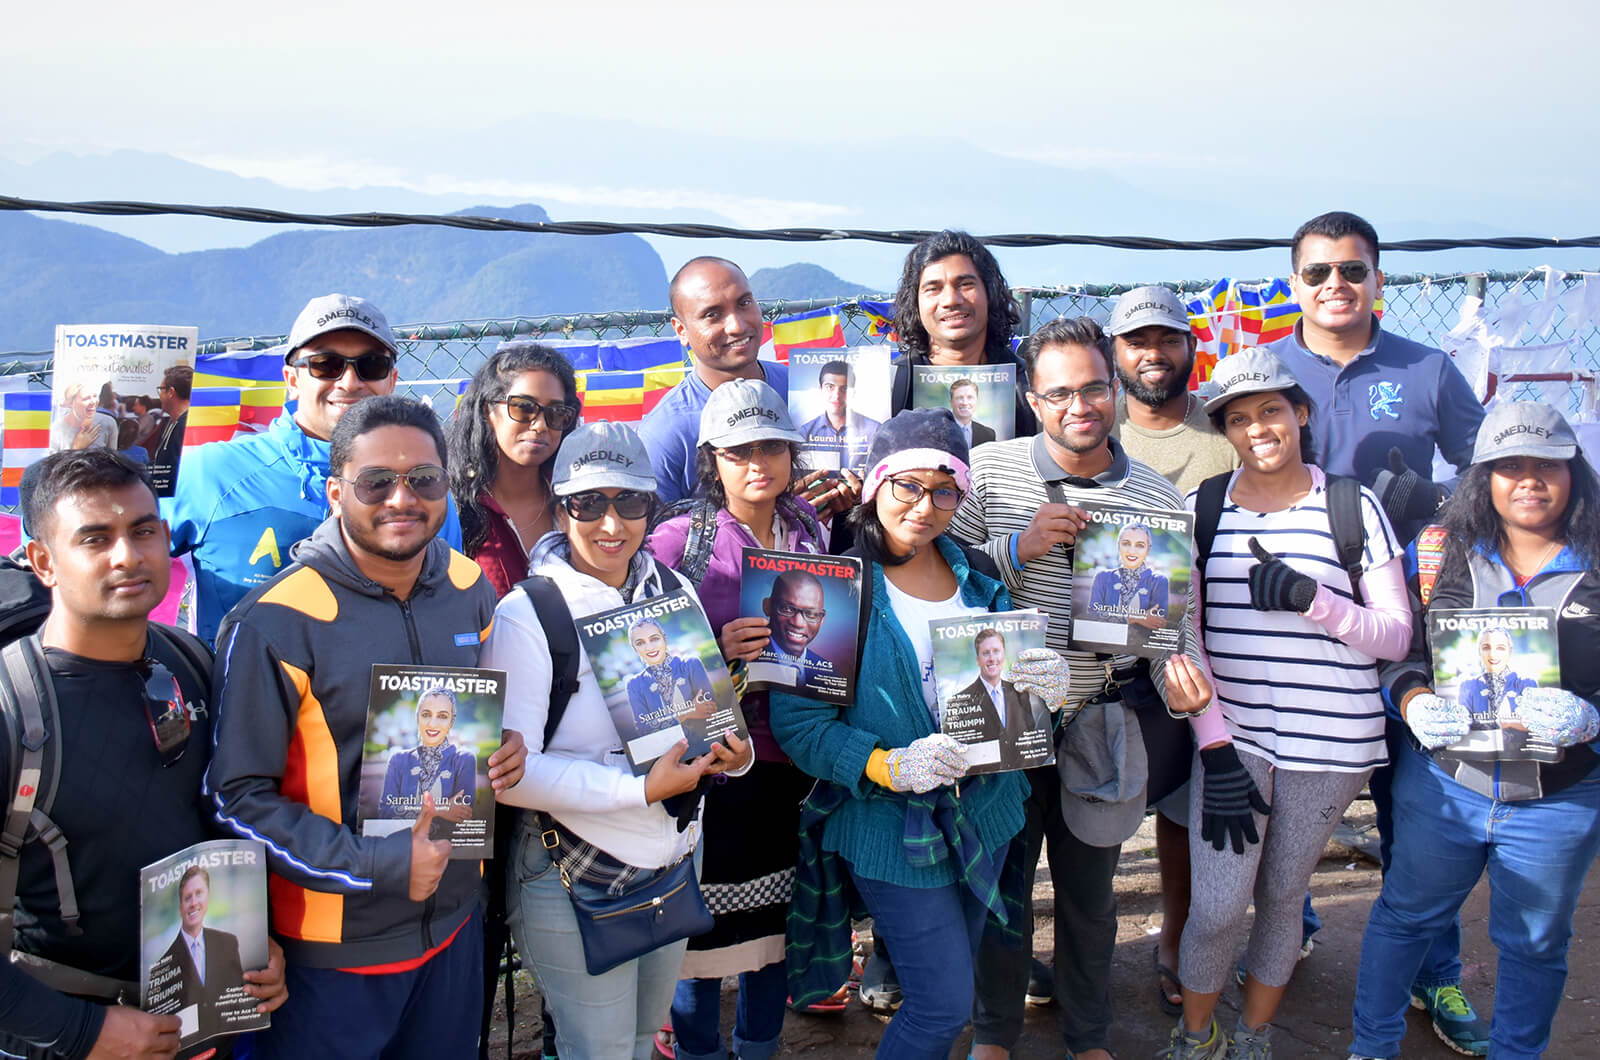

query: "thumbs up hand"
(1245, 537), (1319, 614)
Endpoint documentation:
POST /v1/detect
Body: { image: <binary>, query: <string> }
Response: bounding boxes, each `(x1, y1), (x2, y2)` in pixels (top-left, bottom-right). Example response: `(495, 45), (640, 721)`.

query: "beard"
(341, 508), (442, 564)
(1116, 355), (1196, 409)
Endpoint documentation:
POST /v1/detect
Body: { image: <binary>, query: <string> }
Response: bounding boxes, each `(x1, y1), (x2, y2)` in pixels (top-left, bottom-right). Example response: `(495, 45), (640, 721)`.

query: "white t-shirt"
(881, 578), (969, 723)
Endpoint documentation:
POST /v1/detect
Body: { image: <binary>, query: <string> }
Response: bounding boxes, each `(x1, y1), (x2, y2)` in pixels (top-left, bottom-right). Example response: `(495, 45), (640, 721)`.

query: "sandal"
(1152, 943), (1182, 1017)
(653, 1022), (675, 1059)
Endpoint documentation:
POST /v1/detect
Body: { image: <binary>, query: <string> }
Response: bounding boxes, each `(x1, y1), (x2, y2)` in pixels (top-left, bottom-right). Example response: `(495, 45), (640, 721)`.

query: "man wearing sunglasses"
(1268, 211), (1484, 542)
(0, 449), (288, 1060)
(208, 395), (524, 1060)
(1268, 216), (1491, 1055)
(164, 293), (462, 645)
(948, 317), (1211, 1060)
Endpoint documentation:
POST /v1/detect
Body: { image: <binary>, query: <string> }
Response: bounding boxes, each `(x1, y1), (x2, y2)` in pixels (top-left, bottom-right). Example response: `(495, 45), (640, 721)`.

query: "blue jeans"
(671, 962), (788, 1060)
(850, 867), (988, 1060)
(1351, 744), (1600, 1060)
(506, 816), (691, 1060)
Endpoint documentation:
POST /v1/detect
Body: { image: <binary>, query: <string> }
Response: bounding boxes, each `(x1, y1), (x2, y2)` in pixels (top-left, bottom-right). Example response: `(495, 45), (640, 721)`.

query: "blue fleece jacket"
(769, 535), (1026, 888)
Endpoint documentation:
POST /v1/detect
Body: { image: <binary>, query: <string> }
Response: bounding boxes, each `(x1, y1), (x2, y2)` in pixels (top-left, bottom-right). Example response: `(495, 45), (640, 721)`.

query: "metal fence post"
(1017, 291), (1033, 337)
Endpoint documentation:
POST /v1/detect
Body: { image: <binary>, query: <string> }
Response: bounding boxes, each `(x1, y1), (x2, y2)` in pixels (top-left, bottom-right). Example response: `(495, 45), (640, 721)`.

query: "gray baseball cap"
(1058, 702), (1149, 849)
(1199, 347), (1300, 414)
(1471, 401), (1580, 464)
(285, 293), (400, 359)
(697, 378), (803, 448)
(551, 421), (657, 496)
(1107, 285), (1191, 337)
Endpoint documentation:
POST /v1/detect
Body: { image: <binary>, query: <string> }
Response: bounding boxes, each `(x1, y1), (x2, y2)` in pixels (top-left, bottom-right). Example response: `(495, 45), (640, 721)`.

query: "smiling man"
(162, 865), (244, 1042)
(164, 293), (462, 644)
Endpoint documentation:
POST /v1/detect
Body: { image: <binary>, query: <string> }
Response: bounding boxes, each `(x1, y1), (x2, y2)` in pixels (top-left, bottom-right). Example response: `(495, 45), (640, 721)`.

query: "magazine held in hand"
(140, 839), (270, 1050)
(1427, 607), (1563, 762)
(1069, 500), (1194, 658)
(576, 589), (747, 774)
(930, 610), (1054, 773)
(789, 346), (893, 474)
(910, 363), (1016, 444)
(738, 547), (863, 704)
(357, 664), (508, 857)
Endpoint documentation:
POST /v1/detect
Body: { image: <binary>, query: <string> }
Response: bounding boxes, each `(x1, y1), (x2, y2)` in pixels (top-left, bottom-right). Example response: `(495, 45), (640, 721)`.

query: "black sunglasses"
(493, 396), (579, 431)
(717, 439), (790, 463)
(561, 490), (652, 522)
(141, 660), (190, 768)
(290, 350), (397, 382)
(1298, 260), (1371, 286)
(337, 464), (450, 505)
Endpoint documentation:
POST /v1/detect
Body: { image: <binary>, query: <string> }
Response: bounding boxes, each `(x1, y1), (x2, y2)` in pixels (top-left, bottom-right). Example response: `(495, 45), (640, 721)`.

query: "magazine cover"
(576, 589), (747, 774)
(930, 610), (1054, 774)
(1069, 501), (1194, 657)
(51, 324), (198, 496)
(1428, 607), (1563, 762)
(357, 665), (508, 857)
(910, 363), (1016, 445)
(738, 547), (863, 704)
(789, 346), (893, 473)
(139, 839), (270, 1050)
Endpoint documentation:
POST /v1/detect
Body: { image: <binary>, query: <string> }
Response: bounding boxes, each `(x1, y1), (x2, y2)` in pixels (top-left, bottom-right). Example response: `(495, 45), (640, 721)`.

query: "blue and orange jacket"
(206, 517), (496, 968)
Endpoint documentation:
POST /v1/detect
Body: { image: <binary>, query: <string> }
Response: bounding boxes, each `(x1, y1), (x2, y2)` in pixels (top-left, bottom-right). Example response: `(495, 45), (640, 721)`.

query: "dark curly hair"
(1435, 456), (1600, 584)
(447, 342), (579, 555)
(892, 230), (1020, 363)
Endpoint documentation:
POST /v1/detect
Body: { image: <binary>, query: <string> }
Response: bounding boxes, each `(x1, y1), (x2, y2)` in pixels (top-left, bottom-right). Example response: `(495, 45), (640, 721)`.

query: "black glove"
(1246, 537), (1318, 613)
(1199, 743), (1271, 854)
(1370, 446), (1442, 528)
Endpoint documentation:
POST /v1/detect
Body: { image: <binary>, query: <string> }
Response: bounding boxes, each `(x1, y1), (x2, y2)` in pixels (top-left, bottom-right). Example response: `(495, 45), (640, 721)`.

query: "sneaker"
(857, 951), (902, 1015)
(1345, 1055), (1386, 1060)
(1156, 1018), (1228, 1060)
(1409, 983), (1489, 1057)
(1226, 1020), (1271, 1060)
(1025, 957), (1055, 1006)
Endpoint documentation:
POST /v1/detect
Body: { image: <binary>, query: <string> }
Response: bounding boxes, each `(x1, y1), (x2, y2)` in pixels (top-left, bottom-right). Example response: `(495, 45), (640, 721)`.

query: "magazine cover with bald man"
(576, 589), (746, 774)
(738, 547), (864, 704)
(1069, 500), (1194, 658)
(930, 609), (1053, 774)
(1427, 607), (1563, 763)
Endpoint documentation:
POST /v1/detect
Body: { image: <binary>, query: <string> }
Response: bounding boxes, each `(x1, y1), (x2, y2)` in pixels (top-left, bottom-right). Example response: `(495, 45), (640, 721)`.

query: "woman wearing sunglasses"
(1161, 348), (1412, 1060)
(450, 341), (581, 598)
(770, 409), (1069, 1060)
(483, 421), (752, 1060)
(645, 379), (826, 1060)
(1349, 403), (1600, 1060)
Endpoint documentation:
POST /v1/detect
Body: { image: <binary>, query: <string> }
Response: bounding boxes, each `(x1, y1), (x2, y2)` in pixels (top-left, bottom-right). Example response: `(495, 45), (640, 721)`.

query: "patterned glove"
(1513, 687), (1600, 747)
(1198, 743), (1271, 854)
(1370, 446), (1443, 529)
(1246, 537), (1319, 613)
(1010, 648), (1074, 717)
(1403, 693), (1472, 750)
(883, 733), (969, 794)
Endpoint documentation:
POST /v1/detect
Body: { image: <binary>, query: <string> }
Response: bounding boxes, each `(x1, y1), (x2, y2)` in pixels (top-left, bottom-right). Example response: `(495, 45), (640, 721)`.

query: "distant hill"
(749, 263), (885, 301)
(0, 204), (669, 351)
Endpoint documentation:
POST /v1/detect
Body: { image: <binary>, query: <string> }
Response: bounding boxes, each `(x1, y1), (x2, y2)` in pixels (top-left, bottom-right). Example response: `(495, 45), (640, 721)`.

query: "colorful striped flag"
(1235, 278), (1301, 347)
(574, 365), (690, 423)
(855, 300), (898, 342)
(194, 347), (288, 436)
(598, 336), (688, 372)
(1, 392), (51, 507)
(760, 307), (845, 363)
(182, 387), (244, 450)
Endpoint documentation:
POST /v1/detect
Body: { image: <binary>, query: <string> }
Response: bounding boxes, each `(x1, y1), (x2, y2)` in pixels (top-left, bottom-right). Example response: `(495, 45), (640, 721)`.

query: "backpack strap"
(515, 575), (583, 749)
(1325, 475), (1367, 606)
(0, 635), (71, 957)
(1191, 471), (1233, 605)
(148, 622), (213, 697)
(1414, 523), (1449, 607)
(676, 502), (720, 586)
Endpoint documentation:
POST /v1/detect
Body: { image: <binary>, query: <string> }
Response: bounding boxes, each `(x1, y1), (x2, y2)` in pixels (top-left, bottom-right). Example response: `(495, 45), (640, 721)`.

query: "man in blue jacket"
(163, 293), (461, 644)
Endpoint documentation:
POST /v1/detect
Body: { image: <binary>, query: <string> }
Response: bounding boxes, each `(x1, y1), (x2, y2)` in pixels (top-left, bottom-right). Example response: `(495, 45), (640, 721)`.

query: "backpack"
(662, 498), (823, 586)
(1191, 471), (1367, 606)
(0, 591), (210, 963)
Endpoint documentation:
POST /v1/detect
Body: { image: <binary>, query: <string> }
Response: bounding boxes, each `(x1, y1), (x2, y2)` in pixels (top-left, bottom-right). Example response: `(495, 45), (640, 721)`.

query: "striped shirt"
(1186, 467), (1401, 772)
(950, 435), (1201, 710)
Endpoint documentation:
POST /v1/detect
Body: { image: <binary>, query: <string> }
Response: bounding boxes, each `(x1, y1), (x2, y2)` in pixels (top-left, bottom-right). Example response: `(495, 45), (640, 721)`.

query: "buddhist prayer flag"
(1, 391), (51, 507)
(855, 300), (898, 342)
(194, 347), (288, 436)
(1235, 278), (1301, 347)
(182, 387), (244, 450)
(575, 365), (690, 423)
(761, 307), (845, 363)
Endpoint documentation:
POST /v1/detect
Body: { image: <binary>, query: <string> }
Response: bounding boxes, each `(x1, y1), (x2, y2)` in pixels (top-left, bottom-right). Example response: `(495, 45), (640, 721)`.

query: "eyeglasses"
(1030, 382), (1113, 411)
(493, 396), (578, 431)
(141, 660), (190, 767)
(336, 464), (449, 505)
(561, 489), (652, 522)
(290, 350), (397, 382)
(887, 477), (965, 511)
(1297, 260), (1371, 286)
(716, 439), (790, 463)
(773, 602), (826, 622)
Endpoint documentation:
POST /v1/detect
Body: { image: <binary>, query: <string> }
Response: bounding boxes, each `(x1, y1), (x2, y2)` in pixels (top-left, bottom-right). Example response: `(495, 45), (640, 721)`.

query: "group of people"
(0, 208), (1594, 1060)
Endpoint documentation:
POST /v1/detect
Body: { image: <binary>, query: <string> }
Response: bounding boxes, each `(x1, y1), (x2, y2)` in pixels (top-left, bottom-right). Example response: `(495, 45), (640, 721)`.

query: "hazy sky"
(5, 0), (1598, 287)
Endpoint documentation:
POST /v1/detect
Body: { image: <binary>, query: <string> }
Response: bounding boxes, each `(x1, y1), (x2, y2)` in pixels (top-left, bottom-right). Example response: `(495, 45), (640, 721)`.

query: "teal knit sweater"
(770, 535), (1027, 888)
